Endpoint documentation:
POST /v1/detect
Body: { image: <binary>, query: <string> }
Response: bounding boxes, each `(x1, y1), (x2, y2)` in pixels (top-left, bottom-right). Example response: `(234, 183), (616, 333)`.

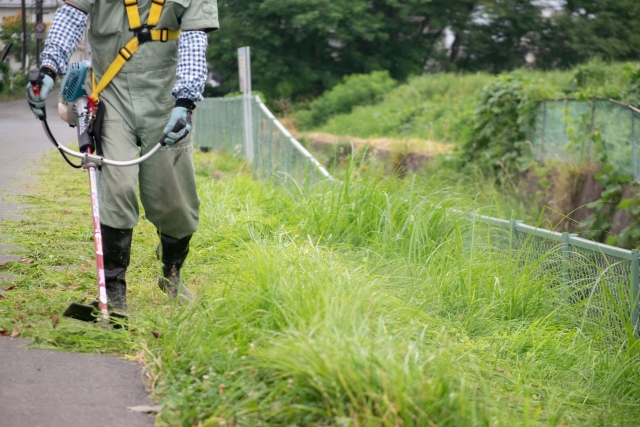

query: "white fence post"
(237, 47), (254, 162)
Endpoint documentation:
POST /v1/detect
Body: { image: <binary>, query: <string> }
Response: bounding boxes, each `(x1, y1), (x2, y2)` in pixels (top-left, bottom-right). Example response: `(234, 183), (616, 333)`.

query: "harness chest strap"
(125, 0), (166, 30)
(90, 0), (180, 101)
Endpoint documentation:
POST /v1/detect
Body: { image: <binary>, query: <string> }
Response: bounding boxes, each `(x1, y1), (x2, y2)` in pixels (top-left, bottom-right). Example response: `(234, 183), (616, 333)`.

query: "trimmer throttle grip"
(28, 68), (46, 120)
(159, 119), (187, 146)
(29, 68), (42, 97)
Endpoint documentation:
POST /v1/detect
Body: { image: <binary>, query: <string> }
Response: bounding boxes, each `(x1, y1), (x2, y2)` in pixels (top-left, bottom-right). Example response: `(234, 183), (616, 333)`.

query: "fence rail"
(473, 212), (640, 339)
(194, 96), (640, 340)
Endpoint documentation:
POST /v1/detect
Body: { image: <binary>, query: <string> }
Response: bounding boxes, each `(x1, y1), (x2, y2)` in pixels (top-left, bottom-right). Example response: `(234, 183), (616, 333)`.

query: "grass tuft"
(1, 149), (639, 426)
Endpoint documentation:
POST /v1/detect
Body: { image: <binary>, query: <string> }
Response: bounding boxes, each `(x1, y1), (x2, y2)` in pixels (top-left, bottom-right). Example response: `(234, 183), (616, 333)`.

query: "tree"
(453, 0), (549, 72)
(537, 0), (640, 68)
(208, 0), (471, 100)
(207, 1), (640, 101)
(0, 12), (35, 67)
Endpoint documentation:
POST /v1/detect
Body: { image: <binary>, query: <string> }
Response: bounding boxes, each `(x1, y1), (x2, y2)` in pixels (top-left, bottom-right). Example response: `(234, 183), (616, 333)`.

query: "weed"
(1, 150), (639, 426)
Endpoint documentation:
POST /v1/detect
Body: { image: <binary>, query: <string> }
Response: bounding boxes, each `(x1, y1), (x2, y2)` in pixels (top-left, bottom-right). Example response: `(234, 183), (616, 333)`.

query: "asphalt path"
(0, 95), (76, 221)
(0, 337), (157, 427)
(0, 97), (157, 426)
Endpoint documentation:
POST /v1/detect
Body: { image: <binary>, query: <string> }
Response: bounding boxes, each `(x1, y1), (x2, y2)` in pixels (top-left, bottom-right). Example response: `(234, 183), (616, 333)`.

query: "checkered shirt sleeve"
(40, 4), (88, 76)
(172, 30), (208, 102)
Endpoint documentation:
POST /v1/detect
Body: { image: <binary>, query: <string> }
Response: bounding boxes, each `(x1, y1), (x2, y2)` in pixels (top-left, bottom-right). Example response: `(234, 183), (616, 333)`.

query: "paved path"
(0, 337), (156, 427)
(0, 95), (75, 221)
(0, 98), (157, 426)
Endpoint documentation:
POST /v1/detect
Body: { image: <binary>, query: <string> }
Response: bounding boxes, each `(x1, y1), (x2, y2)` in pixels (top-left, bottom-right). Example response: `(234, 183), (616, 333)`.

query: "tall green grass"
(312, 73), (492, 143)
(150, 160), (640, 426)
(2, 151), (639, 426)
(296, 62), (640, 146)
(307, 71), (572, 143)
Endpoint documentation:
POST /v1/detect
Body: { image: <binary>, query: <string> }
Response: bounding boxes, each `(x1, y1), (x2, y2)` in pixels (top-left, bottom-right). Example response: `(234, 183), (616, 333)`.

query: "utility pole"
(35, 0), (44, 68)
(21, 0), (27, 69)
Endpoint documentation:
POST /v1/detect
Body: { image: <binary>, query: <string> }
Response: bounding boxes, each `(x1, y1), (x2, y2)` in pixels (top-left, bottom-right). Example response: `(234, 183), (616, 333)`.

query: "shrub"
(564, 59), (633, 100)
(452, 73), (558, 184)
(296, 71), (396, 129)
(454, 74), (536, 182)
(623, 63), (640, 107)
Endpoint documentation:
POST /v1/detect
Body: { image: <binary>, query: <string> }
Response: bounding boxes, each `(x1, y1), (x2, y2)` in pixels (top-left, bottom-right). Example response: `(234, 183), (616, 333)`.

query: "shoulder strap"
(123, 0), (165, 30)
(91, 0), (179, 101)
(123, 0), (142, 30)
(147, 0), (165, 28)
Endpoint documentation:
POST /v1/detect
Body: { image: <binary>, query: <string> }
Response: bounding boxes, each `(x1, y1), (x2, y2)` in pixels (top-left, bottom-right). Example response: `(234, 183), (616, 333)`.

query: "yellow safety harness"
(90, 0), (180, 101)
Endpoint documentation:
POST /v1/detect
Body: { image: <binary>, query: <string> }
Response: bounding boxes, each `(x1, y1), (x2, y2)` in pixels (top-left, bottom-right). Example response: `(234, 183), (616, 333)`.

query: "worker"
(25, 0), (219, 310)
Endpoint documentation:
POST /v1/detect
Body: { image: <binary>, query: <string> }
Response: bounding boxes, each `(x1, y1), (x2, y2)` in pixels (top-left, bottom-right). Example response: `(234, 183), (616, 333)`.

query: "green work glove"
(162, 105), (193, 146)
(26, 72), (55, 118)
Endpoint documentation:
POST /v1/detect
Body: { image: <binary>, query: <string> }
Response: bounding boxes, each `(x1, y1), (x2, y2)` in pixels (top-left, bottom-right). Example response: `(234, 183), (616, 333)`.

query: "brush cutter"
(29, 62), (186, 326)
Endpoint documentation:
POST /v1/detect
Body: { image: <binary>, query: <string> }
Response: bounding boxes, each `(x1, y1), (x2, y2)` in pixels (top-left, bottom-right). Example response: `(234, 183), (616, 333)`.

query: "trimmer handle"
(29, 68), (46, 120)
(159, 119), (187, 146)
(29, 68), (42, 97)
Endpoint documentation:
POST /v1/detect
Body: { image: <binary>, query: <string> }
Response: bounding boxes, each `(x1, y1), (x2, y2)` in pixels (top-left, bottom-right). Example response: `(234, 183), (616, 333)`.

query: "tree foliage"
(296, 71), (397, 129)
(206, 0), (640, 100)
(453, 72), (558, 184)
(0, 13), (34, 66)
(538, 0), (640, 68)
(453, 0), (548, 72)
(208, 0), (467, 100)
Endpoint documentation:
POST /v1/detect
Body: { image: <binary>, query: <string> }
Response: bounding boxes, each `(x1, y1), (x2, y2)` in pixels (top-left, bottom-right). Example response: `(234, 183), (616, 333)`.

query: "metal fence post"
(509, 218), (523, 254)
(252, 97), (259, 175)
(632, 110), (637, 182)
(238, 47), (254, 162)
(589, 99), (596, 162)
(267, 118), (274, 177)
(542, 101), (547, 157)
(632, 249), (640, 338)
(562, 99), (568, 148)
(562, 232), (571, 286)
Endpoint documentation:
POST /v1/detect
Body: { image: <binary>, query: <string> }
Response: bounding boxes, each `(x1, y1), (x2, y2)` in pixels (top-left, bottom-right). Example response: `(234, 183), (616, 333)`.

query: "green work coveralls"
(72, 0), (219, 239)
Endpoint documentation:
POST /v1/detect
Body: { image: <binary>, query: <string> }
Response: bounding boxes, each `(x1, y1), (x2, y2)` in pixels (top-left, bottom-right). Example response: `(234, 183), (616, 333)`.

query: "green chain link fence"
(530, 98), (640, 180)
(194, 96), (331, 184)
(472, 214), (640, 341)
(194, 96), (640, 340)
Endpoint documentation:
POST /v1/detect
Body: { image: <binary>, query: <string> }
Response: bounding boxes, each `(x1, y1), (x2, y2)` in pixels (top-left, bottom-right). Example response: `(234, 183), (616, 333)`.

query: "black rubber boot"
(101, 224), (132, 311)
(157, 232), (193, 302)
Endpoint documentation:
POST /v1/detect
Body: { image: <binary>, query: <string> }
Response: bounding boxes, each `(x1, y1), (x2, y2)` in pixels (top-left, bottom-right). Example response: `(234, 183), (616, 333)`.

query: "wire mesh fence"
(193, 95), (640, 340)
(471, 214), (640, 340)
(530, 98), (640, 180)
(194, 96), (331, 185)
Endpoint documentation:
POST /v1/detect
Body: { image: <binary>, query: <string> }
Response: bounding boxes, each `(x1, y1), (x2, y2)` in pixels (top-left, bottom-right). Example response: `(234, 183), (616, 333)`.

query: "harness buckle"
(134, 26), (152, 44)
(119, 46), (133, 61)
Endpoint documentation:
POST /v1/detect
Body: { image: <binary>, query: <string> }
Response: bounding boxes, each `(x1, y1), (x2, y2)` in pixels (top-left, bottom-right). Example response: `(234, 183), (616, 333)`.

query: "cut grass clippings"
(1, 149), (639, 426)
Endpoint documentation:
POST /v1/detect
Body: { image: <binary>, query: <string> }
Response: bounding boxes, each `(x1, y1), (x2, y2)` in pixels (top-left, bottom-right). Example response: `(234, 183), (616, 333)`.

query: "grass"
(304, 63), (640, 145)
(1, 149), (640, 426)
(0, 92), (27, 103)
(308, 70), (573, 144)
(315, 73), (493, 143)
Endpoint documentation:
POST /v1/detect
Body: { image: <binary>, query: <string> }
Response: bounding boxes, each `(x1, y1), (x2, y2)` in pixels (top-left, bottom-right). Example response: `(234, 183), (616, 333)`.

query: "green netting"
(568, 246), (635, 338)
(194, 96), (330, 185)
(470, 215), (640, 341)
(531, 99), (640, 180)
(194, 97), (245, 155)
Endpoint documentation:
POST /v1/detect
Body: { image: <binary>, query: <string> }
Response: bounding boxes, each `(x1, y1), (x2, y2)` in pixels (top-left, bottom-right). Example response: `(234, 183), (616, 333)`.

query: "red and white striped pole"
(86, 147), (109, 322)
